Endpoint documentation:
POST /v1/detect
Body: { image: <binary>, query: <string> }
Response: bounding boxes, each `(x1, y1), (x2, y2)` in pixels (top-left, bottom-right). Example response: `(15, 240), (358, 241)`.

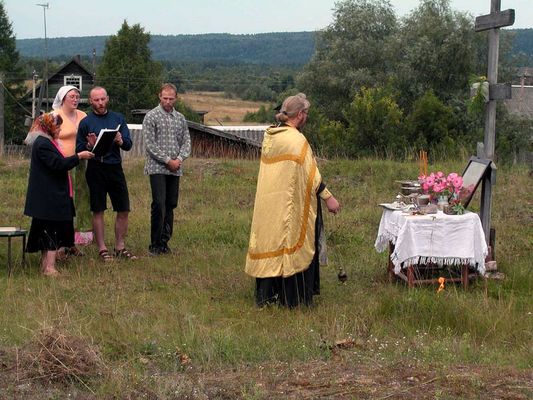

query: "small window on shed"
(64, 75), (82, 90)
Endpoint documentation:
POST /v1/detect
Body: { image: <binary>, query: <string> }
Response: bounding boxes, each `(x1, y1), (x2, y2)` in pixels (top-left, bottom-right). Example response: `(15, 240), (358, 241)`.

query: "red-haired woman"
(24, 113), (94, 276)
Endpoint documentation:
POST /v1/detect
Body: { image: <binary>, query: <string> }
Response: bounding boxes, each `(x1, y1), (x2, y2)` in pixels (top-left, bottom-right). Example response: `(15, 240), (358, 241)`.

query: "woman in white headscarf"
(52, 85), (92, 256)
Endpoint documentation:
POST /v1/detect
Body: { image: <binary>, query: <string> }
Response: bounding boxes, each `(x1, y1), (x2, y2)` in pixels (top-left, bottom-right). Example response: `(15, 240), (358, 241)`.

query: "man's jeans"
(149, 174), (180, 251)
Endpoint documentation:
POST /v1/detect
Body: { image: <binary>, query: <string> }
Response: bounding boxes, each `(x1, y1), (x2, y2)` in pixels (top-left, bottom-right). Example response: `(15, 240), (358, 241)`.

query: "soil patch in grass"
(2, 351), (531, 399)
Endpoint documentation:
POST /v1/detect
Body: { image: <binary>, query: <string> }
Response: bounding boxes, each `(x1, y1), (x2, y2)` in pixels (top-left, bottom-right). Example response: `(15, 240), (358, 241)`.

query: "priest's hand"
(326, 196), (341, 214)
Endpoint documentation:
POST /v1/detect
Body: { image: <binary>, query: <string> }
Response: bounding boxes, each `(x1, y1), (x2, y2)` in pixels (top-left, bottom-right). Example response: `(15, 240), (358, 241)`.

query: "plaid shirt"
(142, 105), (191, 176)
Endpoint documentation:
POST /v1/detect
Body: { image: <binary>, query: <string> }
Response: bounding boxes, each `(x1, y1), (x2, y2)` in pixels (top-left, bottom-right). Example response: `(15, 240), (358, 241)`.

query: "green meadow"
(0, 156), (531, 399)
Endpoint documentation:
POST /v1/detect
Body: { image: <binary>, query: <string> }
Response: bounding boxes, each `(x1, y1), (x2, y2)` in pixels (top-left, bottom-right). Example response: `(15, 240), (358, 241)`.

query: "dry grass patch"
(179, 91), (269, 124)
(1, 326), (105, 395)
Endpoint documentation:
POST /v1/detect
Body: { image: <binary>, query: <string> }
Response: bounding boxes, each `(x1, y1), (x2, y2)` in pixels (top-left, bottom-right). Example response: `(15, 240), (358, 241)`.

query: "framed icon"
(459, 157), (493, 208)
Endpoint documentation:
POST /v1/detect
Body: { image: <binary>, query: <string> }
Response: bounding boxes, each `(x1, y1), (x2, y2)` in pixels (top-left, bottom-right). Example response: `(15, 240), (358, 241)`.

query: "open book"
(92, 125), (120, 157)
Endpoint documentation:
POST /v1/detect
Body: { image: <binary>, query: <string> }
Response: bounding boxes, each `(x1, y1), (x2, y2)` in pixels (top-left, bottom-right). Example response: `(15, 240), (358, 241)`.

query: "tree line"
(291, 0), (532, 164)
(13, 29), (533, 67)
(15, 32), (316, 66)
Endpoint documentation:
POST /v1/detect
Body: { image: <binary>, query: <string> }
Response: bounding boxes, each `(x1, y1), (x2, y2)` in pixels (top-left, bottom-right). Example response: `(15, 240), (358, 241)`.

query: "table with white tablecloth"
(374, 209), (488, 287)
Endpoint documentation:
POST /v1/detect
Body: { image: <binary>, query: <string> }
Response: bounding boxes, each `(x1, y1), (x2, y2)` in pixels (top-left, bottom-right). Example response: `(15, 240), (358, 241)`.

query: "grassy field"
(0, 156), (531, 399)
(179, 91), (269, 125)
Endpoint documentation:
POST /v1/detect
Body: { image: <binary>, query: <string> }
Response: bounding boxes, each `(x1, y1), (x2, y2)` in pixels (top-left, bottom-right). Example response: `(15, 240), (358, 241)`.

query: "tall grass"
(0, 156), (531, 396)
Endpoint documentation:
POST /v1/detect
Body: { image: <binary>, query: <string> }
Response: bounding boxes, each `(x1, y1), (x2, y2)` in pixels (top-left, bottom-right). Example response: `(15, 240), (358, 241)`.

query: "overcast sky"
(4, 0), (532, 40)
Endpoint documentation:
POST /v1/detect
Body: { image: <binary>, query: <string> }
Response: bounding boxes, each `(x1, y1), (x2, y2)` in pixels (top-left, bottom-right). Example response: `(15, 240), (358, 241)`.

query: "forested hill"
(15, 32), (316, 65)
(511, 28), (533, 58)
(15, 29), (533, 65)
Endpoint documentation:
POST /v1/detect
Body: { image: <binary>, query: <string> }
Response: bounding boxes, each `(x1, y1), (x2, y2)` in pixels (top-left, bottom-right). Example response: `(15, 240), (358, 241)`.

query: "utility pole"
(474, 0), (514, 247)
(32, 71), (38, 119)
(92, 48), (97, 80)
(36, 3), (49, 111)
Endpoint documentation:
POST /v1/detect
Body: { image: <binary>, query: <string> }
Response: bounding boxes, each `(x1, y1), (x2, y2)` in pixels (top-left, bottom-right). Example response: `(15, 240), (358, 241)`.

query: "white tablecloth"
(374, 210), (488, 275)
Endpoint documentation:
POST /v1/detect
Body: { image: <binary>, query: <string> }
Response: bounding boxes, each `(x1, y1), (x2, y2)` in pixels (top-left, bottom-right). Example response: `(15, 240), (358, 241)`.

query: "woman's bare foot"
(41, 250), (59, 275)
(42, 268), (60, 277)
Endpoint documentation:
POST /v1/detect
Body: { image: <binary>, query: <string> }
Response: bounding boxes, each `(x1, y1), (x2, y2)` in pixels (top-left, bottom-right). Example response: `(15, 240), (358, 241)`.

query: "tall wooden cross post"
(474, 0), (515, 244)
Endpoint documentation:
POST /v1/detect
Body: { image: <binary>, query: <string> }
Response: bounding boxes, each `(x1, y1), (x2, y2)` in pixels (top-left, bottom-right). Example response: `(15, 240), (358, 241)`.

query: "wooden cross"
(474, 0), (514, 244)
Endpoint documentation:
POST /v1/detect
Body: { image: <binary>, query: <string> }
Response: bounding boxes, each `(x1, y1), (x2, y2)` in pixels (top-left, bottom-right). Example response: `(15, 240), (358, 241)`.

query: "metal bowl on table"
(400, 185), (421, 196)
(416, 194), (430, 206)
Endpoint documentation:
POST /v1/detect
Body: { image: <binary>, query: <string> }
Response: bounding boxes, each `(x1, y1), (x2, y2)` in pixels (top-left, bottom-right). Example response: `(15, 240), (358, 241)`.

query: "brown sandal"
(99, 249), (113, 262)
(67, 246), (85, 257)
(56, 247), (68, 261)
(114, 248), (138, 260)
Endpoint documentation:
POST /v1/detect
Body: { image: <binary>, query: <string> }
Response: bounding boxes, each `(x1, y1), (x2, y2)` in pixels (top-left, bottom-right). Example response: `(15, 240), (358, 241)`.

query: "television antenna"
(36, 3), (49, 112)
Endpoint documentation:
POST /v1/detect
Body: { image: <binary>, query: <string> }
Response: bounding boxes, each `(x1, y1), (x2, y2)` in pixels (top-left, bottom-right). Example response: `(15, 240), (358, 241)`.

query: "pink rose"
(433, 183), (444, 193)
(453, 176), (463, 189)
(447, 172), (458, 182)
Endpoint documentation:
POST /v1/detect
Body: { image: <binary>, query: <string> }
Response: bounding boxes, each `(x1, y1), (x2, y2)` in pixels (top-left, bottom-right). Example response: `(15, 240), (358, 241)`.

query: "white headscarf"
(52, 85), (80, 110)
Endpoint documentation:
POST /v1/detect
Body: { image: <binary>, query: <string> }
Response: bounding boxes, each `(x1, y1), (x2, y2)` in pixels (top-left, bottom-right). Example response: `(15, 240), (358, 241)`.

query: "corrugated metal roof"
(213, 125), (269, 131)
(209, 125), (267, 145)
(127, 121), (262, 148)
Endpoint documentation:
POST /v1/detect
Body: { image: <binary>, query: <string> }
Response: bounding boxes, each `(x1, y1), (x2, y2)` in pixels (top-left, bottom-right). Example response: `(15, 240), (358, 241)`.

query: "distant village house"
(19, 56), (263, 159)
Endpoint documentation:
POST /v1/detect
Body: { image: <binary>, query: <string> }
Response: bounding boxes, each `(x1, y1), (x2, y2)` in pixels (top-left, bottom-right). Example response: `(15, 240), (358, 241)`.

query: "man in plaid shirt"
(142, 83), (191, 255)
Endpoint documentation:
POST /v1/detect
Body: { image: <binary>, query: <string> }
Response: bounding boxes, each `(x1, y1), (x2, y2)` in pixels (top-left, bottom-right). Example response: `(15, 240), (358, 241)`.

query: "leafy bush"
(496, 113), (533, 164)
(243, 105), (275, 124)
(175, 101), (202, 123)
(343, 87), (406, 157)
(406, 90), (454, 149)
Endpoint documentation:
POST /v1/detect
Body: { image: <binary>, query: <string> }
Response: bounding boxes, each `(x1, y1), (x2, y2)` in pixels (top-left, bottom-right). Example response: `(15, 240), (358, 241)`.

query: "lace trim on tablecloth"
(374, 232), (397, 252)
(390, 254), (483, 275)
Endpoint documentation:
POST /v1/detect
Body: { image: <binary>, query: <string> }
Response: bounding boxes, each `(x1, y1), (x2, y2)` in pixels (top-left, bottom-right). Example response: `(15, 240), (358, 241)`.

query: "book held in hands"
(91, 125), (120, 157)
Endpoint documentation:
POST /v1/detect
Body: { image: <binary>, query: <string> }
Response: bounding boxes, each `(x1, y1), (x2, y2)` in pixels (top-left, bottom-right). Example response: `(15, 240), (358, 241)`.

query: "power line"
(0, 80), (32, 115)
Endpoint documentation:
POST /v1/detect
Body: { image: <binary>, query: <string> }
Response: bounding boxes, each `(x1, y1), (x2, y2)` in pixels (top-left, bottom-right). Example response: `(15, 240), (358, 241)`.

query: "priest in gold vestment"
(245, 93), (341, 307)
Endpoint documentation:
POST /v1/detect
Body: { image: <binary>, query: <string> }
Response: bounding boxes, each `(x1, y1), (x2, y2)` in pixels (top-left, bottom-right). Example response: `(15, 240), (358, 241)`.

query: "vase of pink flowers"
(418, 171), (465, 214)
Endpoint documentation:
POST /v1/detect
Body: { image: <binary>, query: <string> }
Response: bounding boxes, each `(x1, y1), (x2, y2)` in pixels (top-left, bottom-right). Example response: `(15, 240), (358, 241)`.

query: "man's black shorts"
(86, 161), (130, 213)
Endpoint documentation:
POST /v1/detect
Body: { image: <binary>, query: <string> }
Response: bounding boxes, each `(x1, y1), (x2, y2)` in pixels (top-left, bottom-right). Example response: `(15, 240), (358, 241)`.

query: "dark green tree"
(243, 105), (275, 124)
(298, 0), (397, 121)
(0, 0), (26, 143)
(406, 90), (454, 150)
(96, 21), (163, 120)
(391, 0), (479, 109)
(307, 112), (348, 157)
(343, 86), (406, 157)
